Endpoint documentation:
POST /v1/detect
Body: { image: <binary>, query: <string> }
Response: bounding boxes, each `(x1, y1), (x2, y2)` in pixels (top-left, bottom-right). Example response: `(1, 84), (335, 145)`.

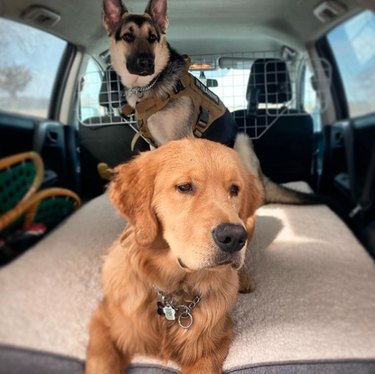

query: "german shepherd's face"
(103, 0), (170, 87)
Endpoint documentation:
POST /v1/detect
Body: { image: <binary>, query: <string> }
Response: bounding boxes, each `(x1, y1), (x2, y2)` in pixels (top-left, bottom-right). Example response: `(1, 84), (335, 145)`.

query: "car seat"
(0, 151), (80, 264)
(233, 58), (315, 184)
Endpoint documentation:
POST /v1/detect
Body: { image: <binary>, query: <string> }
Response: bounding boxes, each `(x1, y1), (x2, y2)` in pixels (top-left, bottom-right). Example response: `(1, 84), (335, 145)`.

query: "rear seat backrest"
(233, 58), (315, 184)
(246, 58), (293, 116)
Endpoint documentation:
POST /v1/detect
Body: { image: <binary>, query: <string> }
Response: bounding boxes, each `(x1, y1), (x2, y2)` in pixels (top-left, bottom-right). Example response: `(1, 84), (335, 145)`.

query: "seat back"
(233, 58), (314, 184)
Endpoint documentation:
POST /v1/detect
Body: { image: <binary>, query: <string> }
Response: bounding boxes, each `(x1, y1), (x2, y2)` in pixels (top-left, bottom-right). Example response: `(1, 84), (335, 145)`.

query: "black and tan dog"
(102, 0), (320, 205)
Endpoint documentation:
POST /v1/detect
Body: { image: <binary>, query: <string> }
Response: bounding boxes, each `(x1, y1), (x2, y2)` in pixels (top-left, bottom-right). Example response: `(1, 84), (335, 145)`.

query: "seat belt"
(349, 136), (375, 218)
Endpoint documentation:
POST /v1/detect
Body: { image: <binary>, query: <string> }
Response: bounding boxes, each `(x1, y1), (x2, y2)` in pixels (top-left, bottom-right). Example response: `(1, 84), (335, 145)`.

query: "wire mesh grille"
(79, 67), (139, 131)
(78, 51), (331, 140)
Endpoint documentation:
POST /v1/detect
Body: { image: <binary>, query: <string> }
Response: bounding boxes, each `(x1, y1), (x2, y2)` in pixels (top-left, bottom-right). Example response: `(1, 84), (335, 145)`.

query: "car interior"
(0, 0), (374, 373)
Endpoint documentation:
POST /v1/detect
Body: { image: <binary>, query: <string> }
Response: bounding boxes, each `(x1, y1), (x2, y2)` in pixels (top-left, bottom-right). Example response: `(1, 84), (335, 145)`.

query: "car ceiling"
(0, 0), (374, 57)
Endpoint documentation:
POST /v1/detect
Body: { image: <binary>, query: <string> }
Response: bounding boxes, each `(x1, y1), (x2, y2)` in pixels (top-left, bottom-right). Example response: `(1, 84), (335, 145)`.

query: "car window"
(327, 10), (375, 118)
(0, 17), (67, 119)
(190, 67), (250, 112)
(190, 54), (331, 118)
(79, 51), (331, 139)
(302, 63), (322, 131)
(79, 58), (104, 122)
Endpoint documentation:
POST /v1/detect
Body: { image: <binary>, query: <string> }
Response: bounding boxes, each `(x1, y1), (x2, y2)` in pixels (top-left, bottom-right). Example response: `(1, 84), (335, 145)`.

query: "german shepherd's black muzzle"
(126, 53), (155, 76)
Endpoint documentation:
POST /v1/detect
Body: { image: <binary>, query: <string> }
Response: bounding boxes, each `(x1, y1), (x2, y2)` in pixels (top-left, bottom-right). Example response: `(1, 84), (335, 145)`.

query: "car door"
(317, 10), (375, 254)
(0, 17), (79, 192)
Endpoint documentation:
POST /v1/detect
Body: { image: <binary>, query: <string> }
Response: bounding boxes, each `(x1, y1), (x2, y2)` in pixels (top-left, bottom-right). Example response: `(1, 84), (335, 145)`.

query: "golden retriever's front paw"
(238, 270), (256, 293)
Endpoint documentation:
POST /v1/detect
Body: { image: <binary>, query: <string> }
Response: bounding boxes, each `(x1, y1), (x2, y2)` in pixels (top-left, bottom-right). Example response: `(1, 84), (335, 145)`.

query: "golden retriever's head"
(109, 138), (260, 271)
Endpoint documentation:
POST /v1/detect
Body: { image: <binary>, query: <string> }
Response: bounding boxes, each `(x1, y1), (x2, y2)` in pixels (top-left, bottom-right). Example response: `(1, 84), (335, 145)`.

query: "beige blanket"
(0, 183), (374, 371)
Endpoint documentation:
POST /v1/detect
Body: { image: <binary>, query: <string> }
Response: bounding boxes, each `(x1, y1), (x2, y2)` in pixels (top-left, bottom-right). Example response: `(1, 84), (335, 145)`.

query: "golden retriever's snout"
(212, 223), (247, 253)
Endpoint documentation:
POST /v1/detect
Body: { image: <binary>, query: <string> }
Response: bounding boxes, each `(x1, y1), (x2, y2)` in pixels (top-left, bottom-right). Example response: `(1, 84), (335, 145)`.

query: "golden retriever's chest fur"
(107, 292), (234, 363)
(102, 234), (239, 364)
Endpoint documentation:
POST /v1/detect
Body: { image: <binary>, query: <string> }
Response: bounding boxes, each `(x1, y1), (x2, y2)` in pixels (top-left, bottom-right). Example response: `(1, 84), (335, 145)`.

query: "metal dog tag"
(163, 305), (176, 321)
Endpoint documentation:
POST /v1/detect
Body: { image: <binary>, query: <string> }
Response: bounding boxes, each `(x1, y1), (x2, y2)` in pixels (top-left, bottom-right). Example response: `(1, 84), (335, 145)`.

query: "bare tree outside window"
(0, 21), (33, 108)
(0, 65), (32, 109)
(0, 18), (66, 118)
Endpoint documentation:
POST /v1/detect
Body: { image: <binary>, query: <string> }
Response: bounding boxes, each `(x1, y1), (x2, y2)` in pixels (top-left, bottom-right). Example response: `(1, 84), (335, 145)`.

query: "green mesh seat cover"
(33, 196), (76, 230)
(0, 160), (36, 215)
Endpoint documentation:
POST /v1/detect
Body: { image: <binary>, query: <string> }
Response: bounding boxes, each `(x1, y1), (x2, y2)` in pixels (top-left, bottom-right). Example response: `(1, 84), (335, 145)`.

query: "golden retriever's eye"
(229, 184), (240, 197)
(176, 183), (194, 194)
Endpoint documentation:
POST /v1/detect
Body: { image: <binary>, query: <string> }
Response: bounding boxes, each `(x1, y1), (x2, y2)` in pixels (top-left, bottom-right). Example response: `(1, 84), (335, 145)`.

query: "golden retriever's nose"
(212, 224), (247, 253)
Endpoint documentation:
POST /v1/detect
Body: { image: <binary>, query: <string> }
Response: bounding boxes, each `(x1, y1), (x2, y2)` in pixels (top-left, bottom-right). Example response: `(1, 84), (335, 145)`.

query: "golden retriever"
(86, 138), (260, 373)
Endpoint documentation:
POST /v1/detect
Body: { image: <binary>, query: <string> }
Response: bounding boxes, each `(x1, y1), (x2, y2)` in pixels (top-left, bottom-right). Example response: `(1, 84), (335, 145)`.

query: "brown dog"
(86, 138), (260, 373)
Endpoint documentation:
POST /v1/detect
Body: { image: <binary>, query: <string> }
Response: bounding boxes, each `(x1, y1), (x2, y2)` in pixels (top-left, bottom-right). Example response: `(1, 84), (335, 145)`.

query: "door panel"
(0, 113), (35, 158)
(0, 112), (79, 192)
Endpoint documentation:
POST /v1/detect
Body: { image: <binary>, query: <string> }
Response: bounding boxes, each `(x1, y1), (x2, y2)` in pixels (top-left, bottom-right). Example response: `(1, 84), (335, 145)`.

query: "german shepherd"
(102, 0), (321, 206)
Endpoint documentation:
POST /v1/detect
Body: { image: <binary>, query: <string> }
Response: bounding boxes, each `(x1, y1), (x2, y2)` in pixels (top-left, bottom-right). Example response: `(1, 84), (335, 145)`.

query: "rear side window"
(79, 58), (104, 122)
(302, 64), (322, 132)
(327, 10), (375, 118)
(0, 18), (67, 118)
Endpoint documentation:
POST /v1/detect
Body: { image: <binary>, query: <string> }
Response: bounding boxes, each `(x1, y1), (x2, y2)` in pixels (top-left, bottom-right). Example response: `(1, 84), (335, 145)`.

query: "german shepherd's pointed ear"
(108, 153), (158, 247)
(144, 0), (168, 33)
(103, 0), (128, 35)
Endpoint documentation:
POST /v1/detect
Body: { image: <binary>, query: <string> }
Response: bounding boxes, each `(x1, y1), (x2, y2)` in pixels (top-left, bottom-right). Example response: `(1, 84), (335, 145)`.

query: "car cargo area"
(0, 0), (374, 373)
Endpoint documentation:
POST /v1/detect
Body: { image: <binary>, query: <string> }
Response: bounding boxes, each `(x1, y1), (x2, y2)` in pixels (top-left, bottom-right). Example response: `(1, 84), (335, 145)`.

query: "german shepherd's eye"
(229, 184), (240, 197)
(176, 182), (194, 194)
(122, 33), (135, 43)
(148, 33), (158, 43)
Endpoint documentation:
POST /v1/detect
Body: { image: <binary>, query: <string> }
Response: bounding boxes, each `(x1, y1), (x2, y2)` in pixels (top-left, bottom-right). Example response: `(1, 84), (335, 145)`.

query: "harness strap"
(123, 56), (226, 147)
(135, 97), (171, 146)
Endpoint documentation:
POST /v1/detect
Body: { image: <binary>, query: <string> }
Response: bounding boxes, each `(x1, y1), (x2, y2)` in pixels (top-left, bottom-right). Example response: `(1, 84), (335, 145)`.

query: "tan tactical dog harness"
(122, 57), (226, 147)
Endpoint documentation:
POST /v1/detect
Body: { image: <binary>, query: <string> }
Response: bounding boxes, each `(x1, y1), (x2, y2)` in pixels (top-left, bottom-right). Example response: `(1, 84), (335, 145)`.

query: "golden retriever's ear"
(240, 172), (262, 234)
(108, 154), (158, 246)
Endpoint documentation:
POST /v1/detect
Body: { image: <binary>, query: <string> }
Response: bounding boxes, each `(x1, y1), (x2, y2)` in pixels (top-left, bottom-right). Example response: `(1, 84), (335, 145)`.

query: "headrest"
(247, 58), (292, 111)
(98, 67), (125, 109)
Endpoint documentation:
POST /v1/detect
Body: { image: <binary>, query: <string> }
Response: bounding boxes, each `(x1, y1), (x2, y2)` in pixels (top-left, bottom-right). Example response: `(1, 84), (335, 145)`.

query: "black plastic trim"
(49, 43), (77, 121)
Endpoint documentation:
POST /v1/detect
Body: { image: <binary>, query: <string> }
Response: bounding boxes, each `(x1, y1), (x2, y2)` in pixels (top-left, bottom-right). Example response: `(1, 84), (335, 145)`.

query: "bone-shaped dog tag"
(163, 305), (176, 321)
